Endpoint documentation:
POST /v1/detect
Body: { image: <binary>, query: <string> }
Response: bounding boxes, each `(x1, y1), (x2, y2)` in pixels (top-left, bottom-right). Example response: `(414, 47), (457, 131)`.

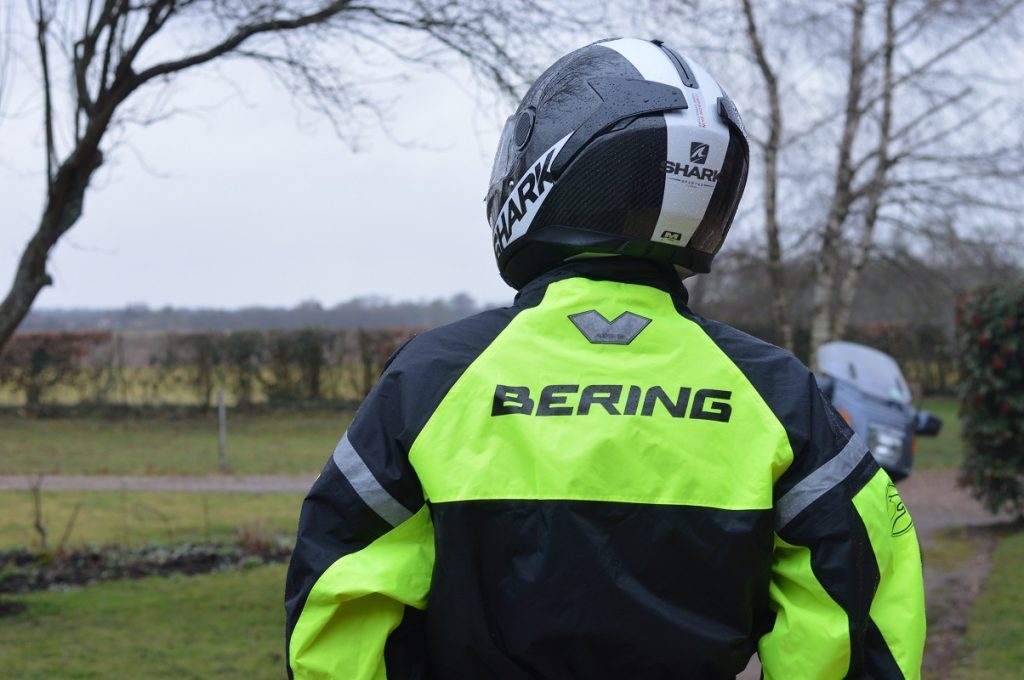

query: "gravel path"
(0, 474), (314, 493)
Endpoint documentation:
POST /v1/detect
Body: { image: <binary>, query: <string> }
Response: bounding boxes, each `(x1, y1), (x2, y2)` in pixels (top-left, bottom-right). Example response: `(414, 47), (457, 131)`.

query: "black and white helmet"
(486, 38), (749, 289)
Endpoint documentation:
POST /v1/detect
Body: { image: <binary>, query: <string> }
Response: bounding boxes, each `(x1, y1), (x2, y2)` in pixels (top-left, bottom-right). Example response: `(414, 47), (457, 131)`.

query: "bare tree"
(804, 0), (1024, 356)
(646, 0), (1024, 358)
(0, 0), (597, 351)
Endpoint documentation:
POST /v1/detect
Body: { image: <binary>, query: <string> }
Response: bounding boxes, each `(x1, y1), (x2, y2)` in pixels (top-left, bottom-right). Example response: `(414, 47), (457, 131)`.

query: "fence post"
(217, 389), (229, 472)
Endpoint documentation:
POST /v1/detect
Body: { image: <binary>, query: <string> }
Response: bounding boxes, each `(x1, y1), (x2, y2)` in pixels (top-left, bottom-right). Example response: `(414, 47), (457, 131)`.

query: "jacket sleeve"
(759, 377), (926, 679)
(284, 362), (434, 680)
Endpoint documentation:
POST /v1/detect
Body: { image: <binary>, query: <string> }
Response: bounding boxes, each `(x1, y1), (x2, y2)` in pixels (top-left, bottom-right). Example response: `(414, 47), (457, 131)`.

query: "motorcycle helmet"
(486, 37), (749, 289)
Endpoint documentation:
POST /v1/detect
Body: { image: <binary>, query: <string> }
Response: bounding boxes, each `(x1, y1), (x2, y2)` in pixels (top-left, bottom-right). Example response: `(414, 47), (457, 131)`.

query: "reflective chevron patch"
(568, 310), (652, 345)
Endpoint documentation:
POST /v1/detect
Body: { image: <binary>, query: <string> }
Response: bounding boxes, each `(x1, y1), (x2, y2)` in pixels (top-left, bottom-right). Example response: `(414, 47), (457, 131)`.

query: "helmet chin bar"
(673, 264), (696, 280)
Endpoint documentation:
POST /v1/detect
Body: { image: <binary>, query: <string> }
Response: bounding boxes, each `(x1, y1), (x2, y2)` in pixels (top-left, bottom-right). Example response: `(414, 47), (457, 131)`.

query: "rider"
(285, 37), (926, 679)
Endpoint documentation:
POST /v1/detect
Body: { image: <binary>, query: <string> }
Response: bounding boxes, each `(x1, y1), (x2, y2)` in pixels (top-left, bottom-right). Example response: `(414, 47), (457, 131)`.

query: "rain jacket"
(284, 258), (926, 679)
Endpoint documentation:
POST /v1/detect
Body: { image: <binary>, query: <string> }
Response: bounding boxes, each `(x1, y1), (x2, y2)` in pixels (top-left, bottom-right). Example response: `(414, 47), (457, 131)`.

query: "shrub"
(222, 331), (264, 405)
(0, 331), (111, 407)
(958, 285), (1024, 517)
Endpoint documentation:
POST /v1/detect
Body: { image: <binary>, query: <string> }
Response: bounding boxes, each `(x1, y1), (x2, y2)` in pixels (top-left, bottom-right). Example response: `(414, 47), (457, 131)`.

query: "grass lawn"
(913, 397), (961, 472)
(0, 564), (288, 679)
(0, 490), (303, 550)
(0, 410), (350, 475)
(952, 527), (1024, 678)
(0, 398), (961, 476)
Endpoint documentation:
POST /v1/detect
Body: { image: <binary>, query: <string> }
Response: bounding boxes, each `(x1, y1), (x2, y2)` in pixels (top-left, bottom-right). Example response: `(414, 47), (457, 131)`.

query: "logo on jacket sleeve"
(886, 482), (914, 537)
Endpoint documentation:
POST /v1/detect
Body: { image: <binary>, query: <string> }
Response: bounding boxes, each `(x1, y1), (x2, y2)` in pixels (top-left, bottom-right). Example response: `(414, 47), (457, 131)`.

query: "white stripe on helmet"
(598, 39), (730, 248)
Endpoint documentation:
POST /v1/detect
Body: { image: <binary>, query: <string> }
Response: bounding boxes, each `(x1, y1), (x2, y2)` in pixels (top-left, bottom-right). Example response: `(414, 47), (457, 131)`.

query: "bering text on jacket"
(491, 384), (733, 421)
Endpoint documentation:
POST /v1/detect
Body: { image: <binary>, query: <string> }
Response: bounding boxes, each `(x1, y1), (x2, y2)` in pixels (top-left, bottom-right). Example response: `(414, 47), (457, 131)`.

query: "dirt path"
(738, 469), (1006, 680)
(0, 474), (313, 493)
(0, 467), (986, 514)
(899, 469), (1014, 678)
(898, 469), (1005, 539)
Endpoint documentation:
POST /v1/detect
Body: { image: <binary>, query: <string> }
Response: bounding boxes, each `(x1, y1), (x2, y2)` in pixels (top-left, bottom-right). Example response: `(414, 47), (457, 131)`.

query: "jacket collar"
(515, 257), (691, 308)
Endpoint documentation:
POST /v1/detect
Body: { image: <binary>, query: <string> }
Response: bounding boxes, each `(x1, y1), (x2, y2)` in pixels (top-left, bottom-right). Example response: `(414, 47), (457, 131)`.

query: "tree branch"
(132, 1), (355, 87)
(72, 0), (110, 126)
(34, 0), (57, 182)
(0, 1), (14, 116)
(857, 0), (1024, 117)
(96, 1), (123, 101)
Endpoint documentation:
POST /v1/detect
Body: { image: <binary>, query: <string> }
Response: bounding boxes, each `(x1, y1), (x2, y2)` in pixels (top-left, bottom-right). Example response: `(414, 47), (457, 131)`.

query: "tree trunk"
(0, 147), (104, 350)
(0, 262), (51, 352)
(833, 0), (897, 340)
(742, 0), (794, 351)
(809, 0), (868, 367)
(808, 211), (844, 363)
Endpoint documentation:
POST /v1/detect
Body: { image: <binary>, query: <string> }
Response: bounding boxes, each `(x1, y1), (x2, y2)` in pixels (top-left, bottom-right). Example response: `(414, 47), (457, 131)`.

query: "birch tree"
(646, 0), (1024, 357)
(801, 0), (1024, 357)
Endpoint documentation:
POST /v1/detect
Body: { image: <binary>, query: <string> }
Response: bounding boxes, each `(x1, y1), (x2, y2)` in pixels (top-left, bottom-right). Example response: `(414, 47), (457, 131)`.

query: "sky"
(0, 42), (519, 310)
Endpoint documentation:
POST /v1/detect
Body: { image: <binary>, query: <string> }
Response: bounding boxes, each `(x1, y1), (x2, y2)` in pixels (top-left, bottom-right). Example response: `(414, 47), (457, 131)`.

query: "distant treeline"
(23, 244), (1018, 338)
(20, 293), (491, 333)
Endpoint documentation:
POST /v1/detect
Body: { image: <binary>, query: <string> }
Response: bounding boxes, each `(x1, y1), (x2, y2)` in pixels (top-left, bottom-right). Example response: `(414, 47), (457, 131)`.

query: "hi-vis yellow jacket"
(284, 258), (926, 679)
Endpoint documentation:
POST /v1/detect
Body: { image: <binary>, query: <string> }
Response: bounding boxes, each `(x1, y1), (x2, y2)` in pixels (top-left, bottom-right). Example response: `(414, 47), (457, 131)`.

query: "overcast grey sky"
(1, 54), (516, 309)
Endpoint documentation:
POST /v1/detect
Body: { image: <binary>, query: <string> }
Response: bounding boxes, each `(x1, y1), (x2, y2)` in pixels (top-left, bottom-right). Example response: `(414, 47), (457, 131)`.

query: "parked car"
(815, 341), (942, 481)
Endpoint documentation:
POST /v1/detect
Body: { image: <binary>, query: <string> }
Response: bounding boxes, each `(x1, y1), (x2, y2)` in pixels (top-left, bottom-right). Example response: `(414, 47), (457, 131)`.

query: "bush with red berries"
(958, 285), (1024, 517)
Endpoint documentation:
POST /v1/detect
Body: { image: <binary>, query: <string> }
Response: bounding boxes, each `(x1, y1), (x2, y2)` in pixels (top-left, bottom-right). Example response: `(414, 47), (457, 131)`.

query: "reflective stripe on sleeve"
(775, 435), (870, 531)
(332, 432), (414, 527)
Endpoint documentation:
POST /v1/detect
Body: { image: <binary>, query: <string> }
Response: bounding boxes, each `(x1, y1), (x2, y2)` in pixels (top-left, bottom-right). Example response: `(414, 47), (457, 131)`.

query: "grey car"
(815, 341), (942, 481)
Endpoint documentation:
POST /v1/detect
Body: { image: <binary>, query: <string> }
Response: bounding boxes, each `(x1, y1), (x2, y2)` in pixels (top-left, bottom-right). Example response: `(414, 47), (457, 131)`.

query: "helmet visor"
(486, 114), (518, 227)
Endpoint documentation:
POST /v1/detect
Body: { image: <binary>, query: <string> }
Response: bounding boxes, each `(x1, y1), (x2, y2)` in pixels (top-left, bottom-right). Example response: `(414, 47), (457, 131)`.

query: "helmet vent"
(652, 41), (698, 89)
(513, 108), (535, 149)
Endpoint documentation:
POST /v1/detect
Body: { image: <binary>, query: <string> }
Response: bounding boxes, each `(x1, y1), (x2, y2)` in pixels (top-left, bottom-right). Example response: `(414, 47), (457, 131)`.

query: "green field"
(952, 527), (1024, 678)
(0, 399), (961, 477)
(3, 395), (1016, 679)
(0, 490), (303, 550)
(0, 564), (288, 679)
(2, 535), (1021, 678)
(0, 410), (350, 475)
(914, 397), (962, 471)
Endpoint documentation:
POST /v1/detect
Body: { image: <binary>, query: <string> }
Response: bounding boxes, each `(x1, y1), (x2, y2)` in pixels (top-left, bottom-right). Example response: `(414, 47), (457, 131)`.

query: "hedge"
(958, 285), (1024, 517)
(0, 328), (415, 409)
